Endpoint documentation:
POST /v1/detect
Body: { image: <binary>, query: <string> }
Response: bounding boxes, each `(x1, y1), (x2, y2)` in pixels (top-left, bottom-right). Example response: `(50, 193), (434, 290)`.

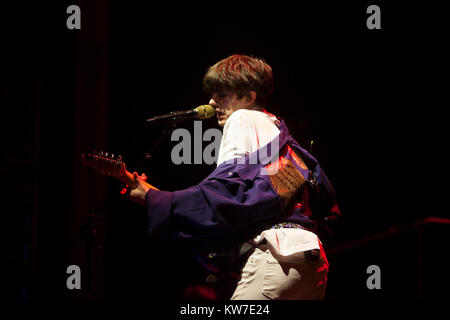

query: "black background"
(1, 0), (445, 303)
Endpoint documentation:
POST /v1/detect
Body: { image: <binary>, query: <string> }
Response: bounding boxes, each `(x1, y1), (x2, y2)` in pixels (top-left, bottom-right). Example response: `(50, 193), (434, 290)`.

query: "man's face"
(209, 89), (249, 127)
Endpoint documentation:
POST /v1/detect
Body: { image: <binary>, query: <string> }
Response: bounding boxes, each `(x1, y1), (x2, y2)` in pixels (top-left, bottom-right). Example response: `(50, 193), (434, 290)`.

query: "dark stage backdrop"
(1, 1), (442, 302)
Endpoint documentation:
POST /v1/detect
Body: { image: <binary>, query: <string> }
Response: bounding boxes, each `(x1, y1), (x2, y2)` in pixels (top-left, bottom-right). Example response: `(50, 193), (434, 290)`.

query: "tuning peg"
(117, 155), (123, 161)
(99, 150), (104, 157)
(91, 149), (98, 159)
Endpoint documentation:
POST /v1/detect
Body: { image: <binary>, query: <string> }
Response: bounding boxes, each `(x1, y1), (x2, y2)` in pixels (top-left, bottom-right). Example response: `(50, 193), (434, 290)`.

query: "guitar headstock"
(81, 150), (126, 179)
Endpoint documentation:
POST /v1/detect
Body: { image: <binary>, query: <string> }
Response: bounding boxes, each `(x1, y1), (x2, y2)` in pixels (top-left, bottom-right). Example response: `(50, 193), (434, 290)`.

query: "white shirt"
(217, 109), (280, 165)
(217, 109), (321, 261)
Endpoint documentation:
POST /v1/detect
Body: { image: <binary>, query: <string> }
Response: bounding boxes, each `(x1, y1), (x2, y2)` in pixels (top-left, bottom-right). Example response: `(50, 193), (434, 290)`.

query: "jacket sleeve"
(145, 171), (283, 238)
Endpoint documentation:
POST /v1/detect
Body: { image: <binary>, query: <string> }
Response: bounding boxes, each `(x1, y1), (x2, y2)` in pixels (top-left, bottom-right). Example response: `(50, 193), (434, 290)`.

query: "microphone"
(146, 105), (215, 125)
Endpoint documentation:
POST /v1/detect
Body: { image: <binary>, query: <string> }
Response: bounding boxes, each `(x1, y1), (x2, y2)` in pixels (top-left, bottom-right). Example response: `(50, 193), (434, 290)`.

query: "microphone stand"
(69, 121), (179, 297)
(68, 191), (109, 298)
(139, 122), (178, 164)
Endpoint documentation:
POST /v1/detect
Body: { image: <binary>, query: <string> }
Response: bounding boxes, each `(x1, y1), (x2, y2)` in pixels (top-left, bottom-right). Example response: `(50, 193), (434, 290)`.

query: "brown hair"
(203, 54), (274, 107)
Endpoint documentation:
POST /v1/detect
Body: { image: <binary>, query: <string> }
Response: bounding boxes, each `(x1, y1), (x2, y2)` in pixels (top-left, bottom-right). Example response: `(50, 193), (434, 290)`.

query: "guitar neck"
(117, 168), (136, 186)
(121, 169), (159, 191)
(81, 152), (159, 191)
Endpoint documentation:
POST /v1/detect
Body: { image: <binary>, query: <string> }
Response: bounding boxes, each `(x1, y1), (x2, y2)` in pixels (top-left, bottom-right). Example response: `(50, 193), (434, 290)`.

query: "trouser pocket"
(262, 254), (303, 299)
(262, 250), (328, 300)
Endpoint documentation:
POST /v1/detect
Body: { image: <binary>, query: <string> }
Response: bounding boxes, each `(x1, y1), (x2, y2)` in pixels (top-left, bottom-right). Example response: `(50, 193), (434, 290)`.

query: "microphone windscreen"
(196, 105), (215, 119)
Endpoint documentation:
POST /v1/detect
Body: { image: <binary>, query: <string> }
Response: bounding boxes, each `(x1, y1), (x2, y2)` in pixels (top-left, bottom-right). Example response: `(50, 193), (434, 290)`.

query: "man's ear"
(245, 91), (257, 105)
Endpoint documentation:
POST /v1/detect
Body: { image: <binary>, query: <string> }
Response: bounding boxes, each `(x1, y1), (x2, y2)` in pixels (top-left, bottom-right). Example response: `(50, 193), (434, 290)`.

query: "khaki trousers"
(230, 244), (329, 300)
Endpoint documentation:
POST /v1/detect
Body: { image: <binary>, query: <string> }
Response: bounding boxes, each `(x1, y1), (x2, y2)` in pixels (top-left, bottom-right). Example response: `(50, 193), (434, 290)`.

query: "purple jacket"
(145, 118), (341, 241)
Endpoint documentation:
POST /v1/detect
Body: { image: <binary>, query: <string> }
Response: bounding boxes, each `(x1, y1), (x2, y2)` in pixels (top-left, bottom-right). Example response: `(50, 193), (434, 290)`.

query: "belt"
(270, 222), (304, 230)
